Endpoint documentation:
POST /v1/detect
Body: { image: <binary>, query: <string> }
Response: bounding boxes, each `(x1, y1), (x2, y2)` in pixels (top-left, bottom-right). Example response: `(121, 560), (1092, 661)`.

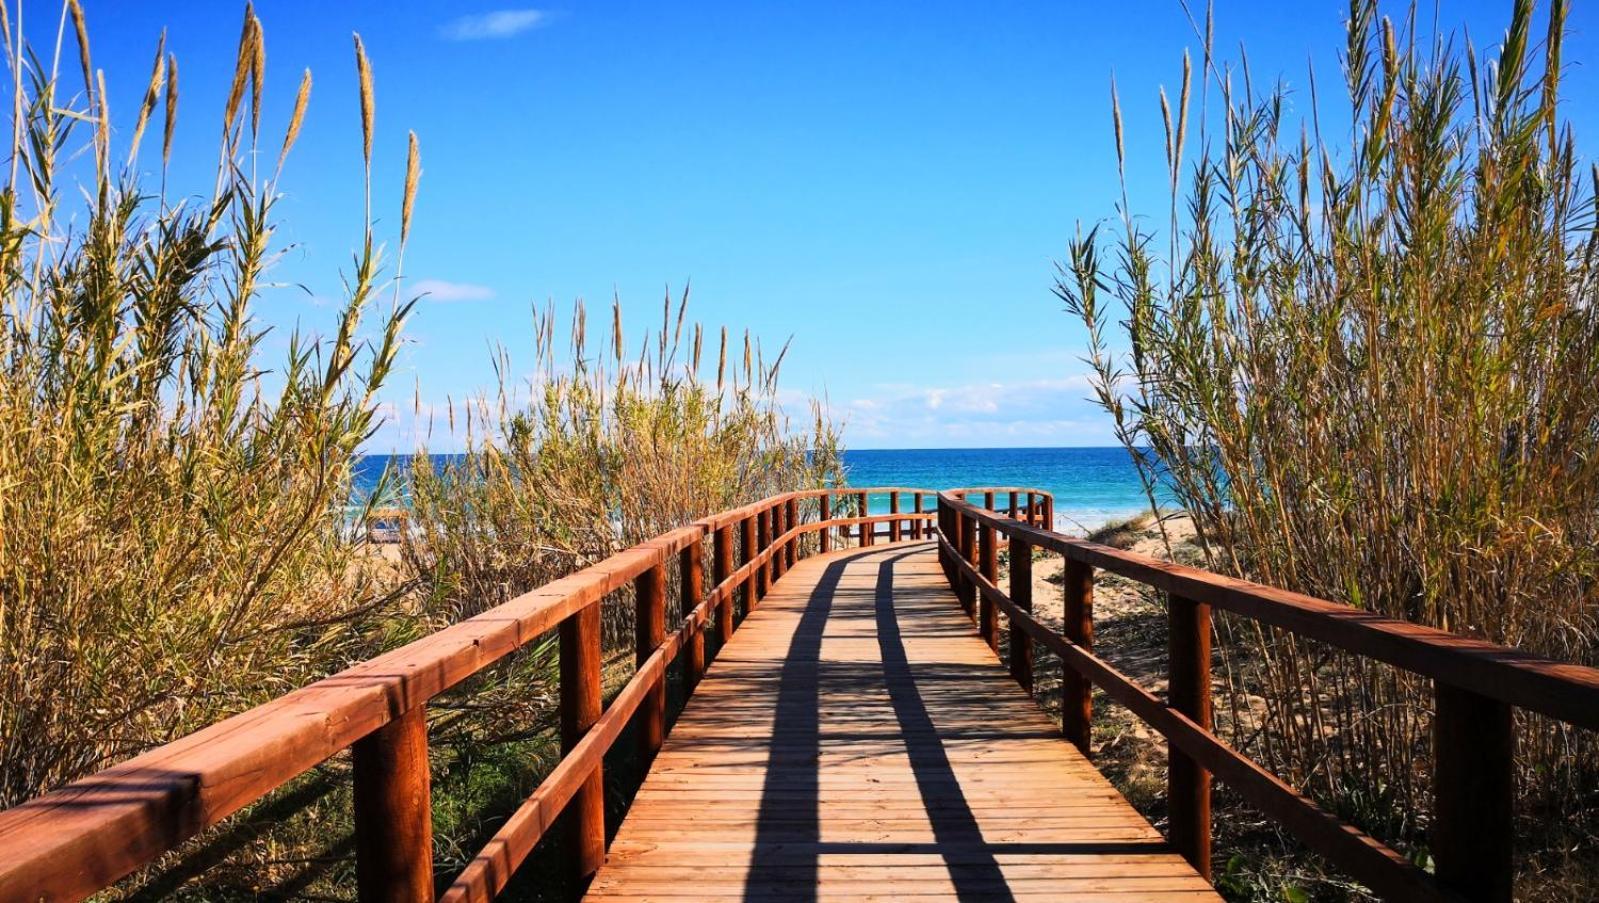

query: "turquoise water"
(842, 447), (1153, 532)
(354, 447), (1156, 534)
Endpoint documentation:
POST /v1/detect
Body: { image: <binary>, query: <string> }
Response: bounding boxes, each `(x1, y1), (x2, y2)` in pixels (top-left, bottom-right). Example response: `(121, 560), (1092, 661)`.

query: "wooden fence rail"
(0, 487), (960, 903)
(935, 490), (1599, 903)
(10, 484), (1589, 903)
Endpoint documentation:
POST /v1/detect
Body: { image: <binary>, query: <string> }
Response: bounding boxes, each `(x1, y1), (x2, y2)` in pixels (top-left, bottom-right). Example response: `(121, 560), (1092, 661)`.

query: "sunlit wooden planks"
(585, 542), (1217, 902)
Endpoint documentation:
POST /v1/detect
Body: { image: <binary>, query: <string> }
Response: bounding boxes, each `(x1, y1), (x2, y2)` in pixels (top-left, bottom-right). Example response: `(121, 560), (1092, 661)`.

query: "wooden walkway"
(587, 541), (1220, 902)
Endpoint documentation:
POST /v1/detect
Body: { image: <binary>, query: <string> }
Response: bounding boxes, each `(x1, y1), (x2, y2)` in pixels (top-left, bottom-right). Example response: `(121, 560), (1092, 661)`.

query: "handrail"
(0, 486), (995, 902)
(935, 490), (1599, 903)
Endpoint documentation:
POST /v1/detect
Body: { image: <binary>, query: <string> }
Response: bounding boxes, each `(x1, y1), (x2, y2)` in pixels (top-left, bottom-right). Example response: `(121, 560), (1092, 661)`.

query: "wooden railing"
(0, 486), (1020, 902)
(935, 490), (1599, 903)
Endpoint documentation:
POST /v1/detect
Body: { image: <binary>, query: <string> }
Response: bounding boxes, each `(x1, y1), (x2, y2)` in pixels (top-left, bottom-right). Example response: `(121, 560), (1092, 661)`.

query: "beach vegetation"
(1060, 0), (1599, 893)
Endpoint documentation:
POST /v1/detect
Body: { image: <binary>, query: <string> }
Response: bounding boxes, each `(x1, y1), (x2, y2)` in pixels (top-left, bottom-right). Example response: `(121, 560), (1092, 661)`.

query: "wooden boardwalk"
(587, 541), (1220, 902)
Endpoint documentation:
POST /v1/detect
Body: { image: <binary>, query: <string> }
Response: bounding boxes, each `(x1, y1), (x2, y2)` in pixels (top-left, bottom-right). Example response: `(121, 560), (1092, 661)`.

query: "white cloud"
(441, 10), (549, 41)
(828, 374), (1120, 448)
(411, 279), (496, 302)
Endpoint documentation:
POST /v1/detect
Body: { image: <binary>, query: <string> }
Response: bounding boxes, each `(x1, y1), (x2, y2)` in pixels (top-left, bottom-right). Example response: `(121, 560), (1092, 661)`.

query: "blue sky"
(72, 1), (1599, 449)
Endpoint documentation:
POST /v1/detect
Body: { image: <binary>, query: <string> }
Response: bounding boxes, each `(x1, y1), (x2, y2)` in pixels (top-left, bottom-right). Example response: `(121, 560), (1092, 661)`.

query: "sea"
(353, 447), (1158, 535)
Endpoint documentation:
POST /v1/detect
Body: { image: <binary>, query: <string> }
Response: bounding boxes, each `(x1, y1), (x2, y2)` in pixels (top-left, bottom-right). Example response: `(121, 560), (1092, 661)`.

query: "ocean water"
(352, 447), (1156, 534)
(842, 447), (1154, 532)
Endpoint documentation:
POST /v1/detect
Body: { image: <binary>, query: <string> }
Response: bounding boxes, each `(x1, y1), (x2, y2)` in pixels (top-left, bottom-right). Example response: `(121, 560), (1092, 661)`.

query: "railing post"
(890, 492), (902, 542)
(1042, 495), (1053, 530)
(978, 517), (998, 651)
(714, 525), (734, 645)
(1025, 491), (1036, 526)
(681, 539), (705, 691)
(858, 491), (870, 546)
(1062, 558), (1094, 755)
(636, 562), (667, 761)
(1168, 593), (1213, 880)
(353, 706), (433, 903)
(559, 604), (605, 888)
(1010, 538), (1033, 693)
(936, 499), (952, 581)
(820, 494), (832, 553)
(1008, 490), (1018, 519)
(983, 490), (995, 515)
(957, 508), (976, 619)
(785, 498), (798, 567)
(741, 514), (758, 613)
(769, 504), (785, 581)
(1433, 685), (1514, 902)
(755, 508), (771, 600)
(911, 493), (924, 540)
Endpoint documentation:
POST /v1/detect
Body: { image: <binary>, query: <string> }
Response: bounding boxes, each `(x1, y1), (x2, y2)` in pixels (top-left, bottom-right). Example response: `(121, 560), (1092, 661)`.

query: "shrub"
(1059, 0), (1599, 881)
(0, 5), (416, 806)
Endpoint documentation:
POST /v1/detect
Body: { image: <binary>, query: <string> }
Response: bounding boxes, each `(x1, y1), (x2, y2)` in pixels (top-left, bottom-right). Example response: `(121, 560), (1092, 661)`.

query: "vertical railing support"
(785, 498), (799, 567)
(936, 499), (952, 581)
(755, 508), (771, 600)
(714, 525), (735, 645)
(911, 493), (924, 540)
(559, 604), (605, 889)
(741, 515), (758, 613)
(1008, 490), (1018, 520)
(978, 516), (998, 651)
(1025, 491), (1036, 526)
(636, 562), (667, 761)
(353, 706), (433, 903)
(820, 494), (832, 553)
(1168, 593), (1213, 880)
(682, 539), (705, 691)
(1433, 685), (1514, 902)
(1042, 495), (1053, 530)
(1062, 558), (1094, 754)
(770, 504), (786, 581)
(1010, 538), (1034, 693)
(890, 492), (902, 542)
(858, 491), (870, 546)
(957, 509), (976, 619)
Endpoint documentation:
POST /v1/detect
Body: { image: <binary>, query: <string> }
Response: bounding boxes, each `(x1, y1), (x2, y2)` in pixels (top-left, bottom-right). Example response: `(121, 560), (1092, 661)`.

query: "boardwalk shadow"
(744, 547), (1020, 902)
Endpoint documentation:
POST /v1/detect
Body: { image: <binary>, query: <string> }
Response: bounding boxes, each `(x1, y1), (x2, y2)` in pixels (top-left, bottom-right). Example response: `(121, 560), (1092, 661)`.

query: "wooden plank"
(586, 543), (1219, 902)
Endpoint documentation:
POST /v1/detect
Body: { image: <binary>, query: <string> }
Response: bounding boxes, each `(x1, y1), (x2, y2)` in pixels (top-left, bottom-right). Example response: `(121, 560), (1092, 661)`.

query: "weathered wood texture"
(352, 706), (434, 902)
(585, 543), (1218, 902)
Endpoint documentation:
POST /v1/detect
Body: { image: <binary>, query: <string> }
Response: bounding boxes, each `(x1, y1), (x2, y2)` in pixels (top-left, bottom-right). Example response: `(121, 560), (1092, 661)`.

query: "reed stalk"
(1061, 0), (1599, 888)
(0, 3), (415, 808)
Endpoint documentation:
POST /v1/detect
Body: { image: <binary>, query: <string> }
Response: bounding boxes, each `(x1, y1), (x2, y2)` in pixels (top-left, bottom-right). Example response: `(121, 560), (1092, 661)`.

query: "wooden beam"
(1009, 538), (1034, 693)
(1433, 684), (1514, 902)
(714, 526), (734, 646)
(741, 514), (758, 614)
(1168, 593), (1212, 880)
(560, 604), (605, 888)
(636, 563), (667, 761)
(1062, 558), (1094, 755)
(978, 519), (998, 651)
(681, 540), (705, 691)
(353, 706), (433, 903)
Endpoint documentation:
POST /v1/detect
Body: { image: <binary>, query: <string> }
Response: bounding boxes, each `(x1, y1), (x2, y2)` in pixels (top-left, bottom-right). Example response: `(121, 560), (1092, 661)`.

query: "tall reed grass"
(0, 4), (418, 807)
(1059, 0), (1599, 887)
(401, 294), (842, 749)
